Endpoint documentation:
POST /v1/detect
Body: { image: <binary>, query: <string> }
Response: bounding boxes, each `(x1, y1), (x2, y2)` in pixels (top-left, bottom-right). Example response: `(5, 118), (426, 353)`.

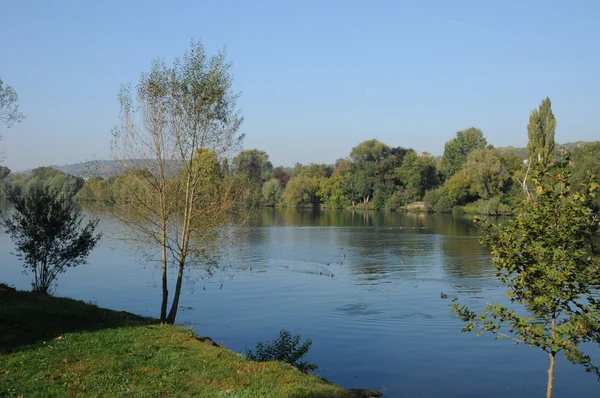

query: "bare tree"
(107, 40), (246, 324)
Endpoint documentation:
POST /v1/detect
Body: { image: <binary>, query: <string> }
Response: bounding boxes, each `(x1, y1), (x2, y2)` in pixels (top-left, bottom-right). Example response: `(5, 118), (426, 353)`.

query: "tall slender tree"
(526, 97), (556, 166)
(108, 39), (246, 324)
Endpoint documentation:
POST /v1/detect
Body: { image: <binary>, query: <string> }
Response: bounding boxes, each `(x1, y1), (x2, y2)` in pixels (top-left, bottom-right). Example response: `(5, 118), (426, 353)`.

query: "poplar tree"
(526, 97), (556, 166)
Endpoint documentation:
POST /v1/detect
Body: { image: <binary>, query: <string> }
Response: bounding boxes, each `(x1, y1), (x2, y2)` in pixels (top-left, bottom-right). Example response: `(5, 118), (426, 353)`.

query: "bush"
(1, 187), (101, 293)
(245, 329), (318, 374)
(424, 187), (454, 213)
(475, 197), (513, 216)
(385, 191), (407, 211)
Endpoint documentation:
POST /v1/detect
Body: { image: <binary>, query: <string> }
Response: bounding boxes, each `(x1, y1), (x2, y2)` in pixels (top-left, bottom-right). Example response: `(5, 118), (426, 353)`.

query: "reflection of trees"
(438, 234), (493, 296)
(437, 215), (505, 288)
(232, 209), (498, 288)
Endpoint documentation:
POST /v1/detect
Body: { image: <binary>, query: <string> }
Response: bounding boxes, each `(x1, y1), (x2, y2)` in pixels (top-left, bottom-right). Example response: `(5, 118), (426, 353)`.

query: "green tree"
(283, 175), (320, 207)
(396, 150), (440, 200)
(318, 177), (349, 209)
(232, 149), (273, 184)
(293, 163), (333, 179)
(461, 148), (511, 200)
(347, 139), (389, 206)
(74, 177), (109, 203)
(526, 97), (556, 166)
(110, 39), (244, 324)
(232, 149), (273, 203)
(1, 187), (101, 294)
(262, 178), (282, 206)
(452, 155), (600, 398)
(439, 127), (487, 180)
(346, 139), (409, 208)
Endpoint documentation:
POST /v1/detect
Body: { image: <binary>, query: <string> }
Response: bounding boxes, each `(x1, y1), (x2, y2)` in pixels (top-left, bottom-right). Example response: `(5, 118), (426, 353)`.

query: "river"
(1, 206), (599, 397)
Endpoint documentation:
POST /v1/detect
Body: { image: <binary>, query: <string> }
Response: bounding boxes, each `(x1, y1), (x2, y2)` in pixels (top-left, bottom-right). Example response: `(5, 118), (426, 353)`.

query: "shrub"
(1, 187), (101, 293)
(245, 329), (318, 374)
(385, 191), (407, 211)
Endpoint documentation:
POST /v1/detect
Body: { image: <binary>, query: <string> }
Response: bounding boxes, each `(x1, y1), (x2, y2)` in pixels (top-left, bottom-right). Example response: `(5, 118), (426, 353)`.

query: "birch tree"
(108, 40), (245, 324)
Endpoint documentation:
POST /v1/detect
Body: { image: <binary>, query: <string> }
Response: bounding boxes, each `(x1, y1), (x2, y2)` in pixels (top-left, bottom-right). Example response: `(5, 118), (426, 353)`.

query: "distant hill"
(47, 160), (120, 177)
(25, 160), (157, 178)
(496, 141), (597, 159)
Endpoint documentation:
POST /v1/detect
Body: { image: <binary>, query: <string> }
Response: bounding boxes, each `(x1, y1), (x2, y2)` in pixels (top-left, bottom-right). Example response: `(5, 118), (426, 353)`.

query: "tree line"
(3, 96), (598, 216)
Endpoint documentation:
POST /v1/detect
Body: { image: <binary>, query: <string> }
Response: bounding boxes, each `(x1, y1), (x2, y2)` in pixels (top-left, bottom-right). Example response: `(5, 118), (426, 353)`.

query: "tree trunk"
(547, 314), (556, 398)
(166, 261), (184, 324)
(160, 228), (168, 323)
(546, 352), (555, 398)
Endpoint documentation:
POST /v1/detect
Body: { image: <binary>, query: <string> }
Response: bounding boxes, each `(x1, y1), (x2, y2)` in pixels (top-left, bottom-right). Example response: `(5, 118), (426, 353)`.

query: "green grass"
(0, 284), (376, 397)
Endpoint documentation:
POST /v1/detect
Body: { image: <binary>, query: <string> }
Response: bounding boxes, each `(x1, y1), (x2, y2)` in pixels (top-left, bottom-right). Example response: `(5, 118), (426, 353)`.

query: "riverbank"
(0, 283), (381, 397)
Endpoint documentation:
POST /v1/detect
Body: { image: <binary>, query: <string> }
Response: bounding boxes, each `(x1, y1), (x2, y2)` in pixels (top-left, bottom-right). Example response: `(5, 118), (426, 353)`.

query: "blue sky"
(1, 0), (599, 171)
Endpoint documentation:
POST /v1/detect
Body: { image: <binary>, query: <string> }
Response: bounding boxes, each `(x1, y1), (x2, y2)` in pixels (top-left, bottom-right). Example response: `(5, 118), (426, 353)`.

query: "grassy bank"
(0, 284), (378, 397)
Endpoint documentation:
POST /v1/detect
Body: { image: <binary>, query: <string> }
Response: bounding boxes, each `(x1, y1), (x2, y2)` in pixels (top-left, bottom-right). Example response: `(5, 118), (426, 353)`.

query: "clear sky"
(1, 0), (599, 171)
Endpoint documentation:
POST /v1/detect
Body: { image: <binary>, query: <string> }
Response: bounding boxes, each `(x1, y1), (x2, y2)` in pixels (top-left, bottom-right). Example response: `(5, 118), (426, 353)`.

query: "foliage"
(423, 187), (453, 213)
(272, 166), (292, 187)
(571, 141), (600, 210)
(461, 148), (512, 199)
(1, 187), (101, 293)
(527, 97), (556, 166)
(347, 139), (389, 205)
(262, 178), (282, 206)
(318, 177), (350, 209)
(396, 151), (439, 200)
(342, 139), (411, 209)
(293, 163), (334, 179)
(451, 155), (600, 398)
(439, 127), (487, 180)
(385, 190), (408, 211)
(0, 167), (84, 200)
(444, 170), (474, 206)
(245, 329), (318, 374)
(425, 140), (524, 213)
(74, 176), (109, 202)
(283, 175), (321, 207)
(232, 149), (273, 203)
(0, 77), (25, 128)
(0, 289), (348, 397)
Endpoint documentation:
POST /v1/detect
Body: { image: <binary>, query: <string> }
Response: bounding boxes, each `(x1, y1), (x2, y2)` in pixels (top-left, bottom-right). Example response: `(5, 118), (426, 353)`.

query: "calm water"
(2, 205), (600, 397)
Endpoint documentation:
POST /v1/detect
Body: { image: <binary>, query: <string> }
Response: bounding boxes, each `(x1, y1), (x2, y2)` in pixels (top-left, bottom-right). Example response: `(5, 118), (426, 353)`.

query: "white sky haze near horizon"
(1, 0), (599, 171)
